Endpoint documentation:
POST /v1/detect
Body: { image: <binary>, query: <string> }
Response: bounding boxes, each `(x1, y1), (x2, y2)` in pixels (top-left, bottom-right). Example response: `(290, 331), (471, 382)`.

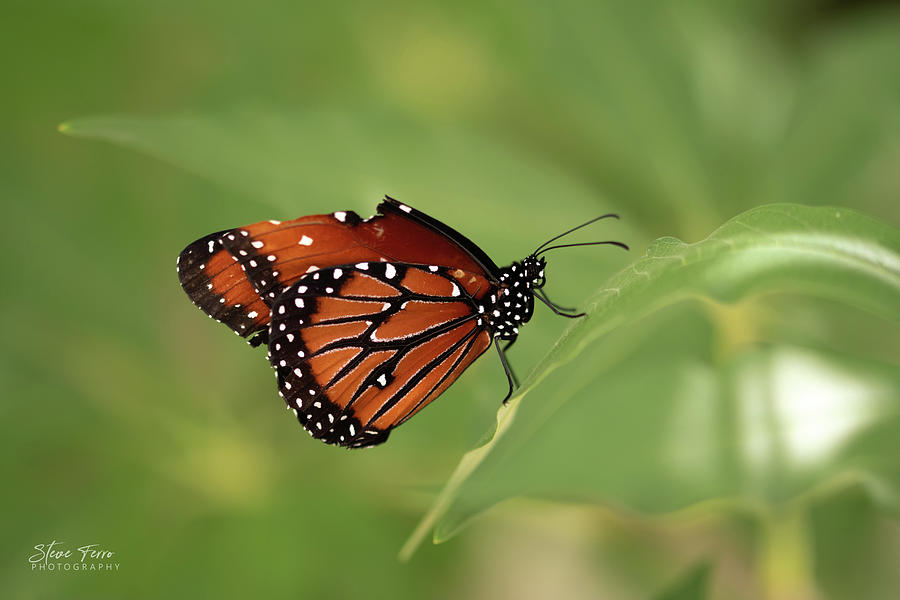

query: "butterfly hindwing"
(267, 261), (493, 448)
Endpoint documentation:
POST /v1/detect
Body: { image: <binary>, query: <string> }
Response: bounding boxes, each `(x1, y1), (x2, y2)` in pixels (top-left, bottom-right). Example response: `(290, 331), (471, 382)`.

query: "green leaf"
(402, 203), (900, 559)
(58, 108), (645, 255)
(482, 1), (900, 235)
(759, 15), (900, 214)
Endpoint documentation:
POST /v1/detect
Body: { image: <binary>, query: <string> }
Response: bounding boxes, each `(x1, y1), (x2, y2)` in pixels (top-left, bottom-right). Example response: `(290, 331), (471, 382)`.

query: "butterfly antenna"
(532, 214), (621, 255)
(538, 240), (629, 254)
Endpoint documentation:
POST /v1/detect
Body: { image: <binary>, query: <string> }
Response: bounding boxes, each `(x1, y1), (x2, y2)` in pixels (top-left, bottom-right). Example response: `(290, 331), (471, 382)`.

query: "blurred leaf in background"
(2, 0), (900, 598)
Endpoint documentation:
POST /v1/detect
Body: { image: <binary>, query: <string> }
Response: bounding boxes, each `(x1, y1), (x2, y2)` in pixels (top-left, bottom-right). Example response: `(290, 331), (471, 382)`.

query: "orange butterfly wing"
(177, 202), (496, 345)
(267, 261), (493, 448)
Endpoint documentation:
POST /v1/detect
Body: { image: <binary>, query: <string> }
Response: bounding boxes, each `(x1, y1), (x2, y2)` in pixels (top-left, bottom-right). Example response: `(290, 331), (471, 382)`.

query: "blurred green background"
(3, 0), (900, 598)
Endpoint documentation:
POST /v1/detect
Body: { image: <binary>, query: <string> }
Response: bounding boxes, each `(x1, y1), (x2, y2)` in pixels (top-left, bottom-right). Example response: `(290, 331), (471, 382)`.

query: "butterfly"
(177, 196), (627, 448)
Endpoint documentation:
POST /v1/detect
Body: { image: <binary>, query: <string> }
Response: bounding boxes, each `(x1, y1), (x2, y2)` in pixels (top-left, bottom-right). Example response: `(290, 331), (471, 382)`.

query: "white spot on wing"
(299, 235), (313, 246)
(384, 264), (396, 279)
(251, 240), (264, 249)
(333, 211), (347, 222)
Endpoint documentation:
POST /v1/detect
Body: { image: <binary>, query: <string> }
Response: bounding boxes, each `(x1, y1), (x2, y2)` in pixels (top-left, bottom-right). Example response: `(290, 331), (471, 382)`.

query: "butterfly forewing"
(177, 230), (272, 341)
(177, 200), (499, 345)
(267, 261), (493, 448)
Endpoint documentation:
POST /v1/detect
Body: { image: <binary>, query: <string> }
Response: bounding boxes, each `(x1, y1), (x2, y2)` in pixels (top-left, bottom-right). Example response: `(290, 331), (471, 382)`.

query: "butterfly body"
(485, 256), (544, 341)
(178, 197), (624, 448)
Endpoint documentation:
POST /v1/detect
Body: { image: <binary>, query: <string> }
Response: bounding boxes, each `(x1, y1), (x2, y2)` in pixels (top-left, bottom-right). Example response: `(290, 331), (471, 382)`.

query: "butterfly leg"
(502, 339), (520, 388)
(494, 337), (518, 404)
(535, 289), (585, 318)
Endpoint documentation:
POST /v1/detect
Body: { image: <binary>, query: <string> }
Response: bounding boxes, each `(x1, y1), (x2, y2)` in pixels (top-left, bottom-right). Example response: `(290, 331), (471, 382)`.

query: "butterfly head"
(497, 256), (545, 292)
(522, 254), (547, 290)
(526, 214), (629, 320)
